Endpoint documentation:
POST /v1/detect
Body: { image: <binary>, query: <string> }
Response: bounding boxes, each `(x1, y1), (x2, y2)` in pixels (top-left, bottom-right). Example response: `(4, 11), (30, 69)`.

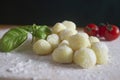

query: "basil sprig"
(22, 24), (51, 39)
(0, 25), (51, 52)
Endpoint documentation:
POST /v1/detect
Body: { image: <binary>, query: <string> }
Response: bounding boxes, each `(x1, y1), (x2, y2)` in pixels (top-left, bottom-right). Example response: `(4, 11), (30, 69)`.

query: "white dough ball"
(91, 42), (109, 64)
(74, 48), (96, 68)
(33, 39), (52, 55)
(68, 33), (91, 50)
(47, 34), (60, 49)
(58, 40), (69, 47)
(78, 32), (89, 39)
(59, 29), (77, 40)
(52, 23), (66, 34)
(62, 20), (76, 30)
(89, 36), (100, 44)
(52, 45), (73, 63)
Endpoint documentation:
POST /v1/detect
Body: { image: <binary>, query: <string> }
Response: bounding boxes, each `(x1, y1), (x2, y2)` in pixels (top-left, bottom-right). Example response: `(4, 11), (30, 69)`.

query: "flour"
(6, 59), (32, 74)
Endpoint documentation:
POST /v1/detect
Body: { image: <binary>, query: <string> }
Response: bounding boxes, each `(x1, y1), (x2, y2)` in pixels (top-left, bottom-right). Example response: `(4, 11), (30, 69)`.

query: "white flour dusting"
(6, 59), (32, 73)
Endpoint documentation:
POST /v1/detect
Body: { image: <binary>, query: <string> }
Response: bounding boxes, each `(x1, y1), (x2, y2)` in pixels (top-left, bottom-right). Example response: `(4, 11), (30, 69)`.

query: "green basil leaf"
(0, 27), (28, 52)
(35, 29), (47, 39)
(33, 25), (51, 39)
(40, 25), (52, 35)
(22, 24), (52, 39)
(20, 25), (33, 33)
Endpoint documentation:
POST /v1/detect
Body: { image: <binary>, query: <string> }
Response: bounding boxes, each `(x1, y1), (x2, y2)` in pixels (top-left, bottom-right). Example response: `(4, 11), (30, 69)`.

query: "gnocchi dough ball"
(52, 45), (73, 63)
(78, 32), (89, 39)
(91, 42), (109, 64)
(62, 20), (76, 30)
(59, 29), (77, 40)
(73, 48), (96, 68)
(68, 33), (91, 50)
(89, 36), (100, 44)
(52, 23), (66, 34)
(33, 39), (52, 55)
(58, 40), (69, 47)
(47, 34), (60, 49)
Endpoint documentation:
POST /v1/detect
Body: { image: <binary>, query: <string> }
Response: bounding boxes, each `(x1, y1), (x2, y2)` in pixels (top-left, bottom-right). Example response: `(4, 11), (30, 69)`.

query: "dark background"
(0, 0), (120, 27)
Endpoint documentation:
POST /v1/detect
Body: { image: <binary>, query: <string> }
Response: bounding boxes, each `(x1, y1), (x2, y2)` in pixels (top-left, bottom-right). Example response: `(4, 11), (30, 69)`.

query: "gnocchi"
(58, 40), (69, 47)
(73, 48), (96, 68)
(33, 39), (52, 55)
(52, 45), (73, 63)
(52, 23), (66, 34)
(59, 29), (77, 41)
(32, 20), (109, 69)
(77, 32), (89, 39)
(91, 42), (109, 64)
(47, 34), (60, 49)
(68, 33), (91, 50)
(62, 20), (76, 30)
(89, 36), (100, 44)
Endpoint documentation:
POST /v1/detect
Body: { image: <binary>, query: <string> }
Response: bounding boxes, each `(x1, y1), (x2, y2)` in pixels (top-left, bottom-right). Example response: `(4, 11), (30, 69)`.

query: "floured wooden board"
(0, 28), (120, 80)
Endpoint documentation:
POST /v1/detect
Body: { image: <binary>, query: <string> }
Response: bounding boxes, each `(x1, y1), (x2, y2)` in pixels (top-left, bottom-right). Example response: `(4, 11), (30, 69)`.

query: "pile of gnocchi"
(33, 20), (109, 68)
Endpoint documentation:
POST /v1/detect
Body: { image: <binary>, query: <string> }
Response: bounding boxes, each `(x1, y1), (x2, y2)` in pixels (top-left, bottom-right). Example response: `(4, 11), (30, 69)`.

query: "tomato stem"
(87, 27), (92, 32)
(99, 23), (106, 26)
(107, 23), (113, 31)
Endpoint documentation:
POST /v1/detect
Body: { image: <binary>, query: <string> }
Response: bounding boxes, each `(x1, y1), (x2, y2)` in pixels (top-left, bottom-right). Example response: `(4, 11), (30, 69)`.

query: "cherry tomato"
(104, 24), (120, 41)
(98, 23), (107, 37)
(84, 23), (98, 36)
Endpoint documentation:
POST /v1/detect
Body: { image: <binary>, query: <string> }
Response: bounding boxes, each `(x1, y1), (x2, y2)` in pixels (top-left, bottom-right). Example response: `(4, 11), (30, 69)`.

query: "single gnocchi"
(59, 29), (77, 41)
(91, 42), (109, 64)
(62, 20), (76, 30)
(33, 39), (52, 55)
(68, 33), (91, 50)
(58, 40), (69, 47)
(52, 45), (73, 63)
(89, 36), (100, 44)
(52, 23), (66, 34)
(77, 32), (89, 39)
(73, 48), (96, 68)
(47, 34), (60, 49)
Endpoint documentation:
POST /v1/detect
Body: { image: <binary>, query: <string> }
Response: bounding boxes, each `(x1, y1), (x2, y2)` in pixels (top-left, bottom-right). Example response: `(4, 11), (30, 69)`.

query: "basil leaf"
(33, 25), (51, 39)
(21, 24), (52, 39)
(20, 25), (33, 33)
(0, 27), (28, 52)
(35, 29), (47, 39)
(39, 25), (52, 35)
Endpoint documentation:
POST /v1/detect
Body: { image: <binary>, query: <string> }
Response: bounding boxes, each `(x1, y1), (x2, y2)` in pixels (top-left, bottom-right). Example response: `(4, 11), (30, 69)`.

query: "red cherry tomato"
(104, 24), (120, 41)
(98, 24), (107, 37)
(84, 23), (98, 36)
